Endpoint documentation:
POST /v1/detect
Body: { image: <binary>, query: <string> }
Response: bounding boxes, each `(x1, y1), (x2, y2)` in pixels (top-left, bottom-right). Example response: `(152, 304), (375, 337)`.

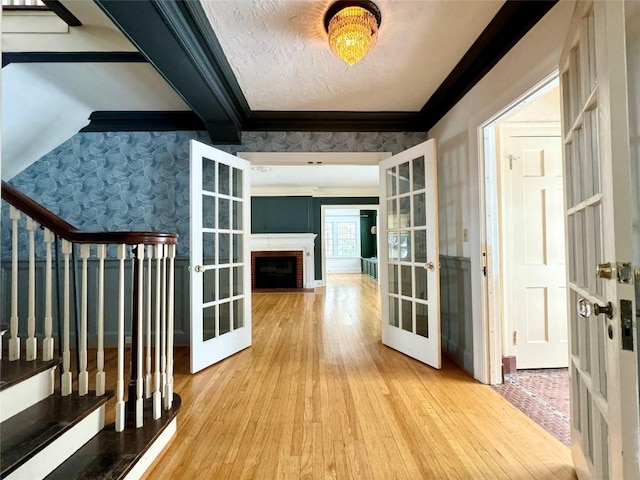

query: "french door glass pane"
(219, 267), (230, 299)
(219, 302), (231, 335)
(232, 200), (242, 230)
(203, 269), (216, 304)
(232, 167), (243, 198)
(389, 297), (399, 327)
(400, 232), (411, 260)
(389, 264), (398, 294)
(219, 198), (230, 229)
(203, 305), (216, 341)
(387, 166), (397, 196)
(203, 233), (215, 261)
(415, 267), (427, 301)
(203, 157), (216, 192)
(401, 299), (412, 332)
(414, 230), (427, 263)
(412, 156), (425, 190)
(388, 232), (399, 261)
(387, 199), (398, 229)
(203, 195), (216, 229)
(233, 234), (242, 263)
(398, 162), (410, 194)
(233, 266), (243, 296)
(233, 299), (244, 329)
(399, 197), (411, 228)
(219, 233), (230, 264)
(416, 303), (428, 338)
(401, 265), (412, 297)
(413, 193), (426, 227)
(219, 163), (230, 195)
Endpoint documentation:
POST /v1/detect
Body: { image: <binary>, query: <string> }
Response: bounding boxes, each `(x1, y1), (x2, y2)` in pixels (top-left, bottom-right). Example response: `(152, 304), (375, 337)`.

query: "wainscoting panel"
(439, 255), (473, 374)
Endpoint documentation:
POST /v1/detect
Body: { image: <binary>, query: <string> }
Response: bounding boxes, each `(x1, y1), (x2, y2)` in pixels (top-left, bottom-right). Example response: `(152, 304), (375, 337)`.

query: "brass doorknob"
(594, 302), (614, 319)
(597, 262), (613, 279)
(193, 264), (202, 273)
(426, 262), (435, 271)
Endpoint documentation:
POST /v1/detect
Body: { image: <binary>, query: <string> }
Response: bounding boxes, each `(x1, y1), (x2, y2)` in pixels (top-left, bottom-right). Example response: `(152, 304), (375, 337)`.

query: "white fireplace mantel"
(251, 233), (317, 288)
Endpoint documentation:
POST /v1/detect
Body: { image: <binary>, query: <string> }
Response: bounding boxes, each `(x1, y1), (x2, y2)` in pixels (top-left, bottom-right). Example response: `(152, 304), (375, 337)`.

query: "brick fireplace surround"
(251, 250), (304, 290)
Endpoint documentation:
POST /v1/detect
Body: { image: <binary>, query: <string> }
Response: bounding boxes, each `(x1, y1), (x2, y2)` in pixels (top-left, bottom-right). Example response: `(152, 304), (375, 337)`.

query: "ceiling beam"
(94, 0), (246, 144)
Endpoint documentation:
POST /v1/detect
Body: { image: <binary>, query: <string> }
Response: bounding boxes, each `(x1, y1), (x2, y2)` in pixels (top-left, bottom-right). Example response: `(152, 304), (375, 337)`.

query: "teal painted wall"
(359, 210), (377, 258)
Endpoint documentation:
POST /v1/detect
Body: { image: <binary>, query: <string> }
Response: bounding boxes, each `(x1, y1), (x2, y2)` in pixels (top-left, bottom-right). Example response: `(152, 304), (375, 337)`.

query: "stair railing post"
(96, 244), (106, 396)
(78, 244), (90, 396)
(128, 244), (145, 427)
(26, 217), (38, 360)
(160, 245), (167, 405)
(61, 239), (73, 395)
(145, 245), (153, 399)
(115, 244), (127, 432)
(9, 205), (21, 360)
(43, 228), (55, 361)
(164, 243), (175, 410)
(153, 244), (162, 419)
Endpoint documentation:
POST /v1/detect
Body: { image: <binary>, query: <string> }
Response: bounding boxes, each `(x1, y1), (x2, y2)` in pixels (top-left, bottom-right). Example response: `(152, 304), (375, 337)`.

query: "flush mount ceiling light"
(324, 1), (381, 66)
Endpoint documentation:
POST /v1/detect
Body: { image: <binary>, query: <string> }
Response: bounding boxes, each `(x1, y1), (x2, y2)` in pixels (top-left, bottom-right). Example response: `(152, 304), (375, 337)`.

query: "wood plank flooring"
(142, 273), (576, 479)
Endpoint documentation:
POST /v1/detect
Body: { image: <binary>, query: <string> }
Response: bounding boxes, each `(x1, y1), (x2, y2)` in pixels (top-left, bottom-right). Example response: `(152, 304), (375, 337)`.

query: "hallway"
(144, 274), (575, 479)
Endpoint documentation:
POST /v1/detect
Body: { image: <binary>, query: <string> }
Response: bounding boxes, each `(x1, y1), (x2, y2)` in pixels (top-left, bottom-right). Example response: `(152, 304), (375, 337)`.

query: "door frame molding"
(476, 72), (560, 384)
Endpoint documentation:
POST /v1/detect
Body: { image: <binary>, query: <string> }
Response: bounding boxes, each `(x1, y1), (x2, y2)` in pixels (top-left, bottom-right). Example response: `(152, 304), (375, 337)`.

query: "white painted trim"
(6, 404), (105, 480)
(0, 366), (56, 422)
(475, 72), (560, 385)
(124, 417), (177, 480)
(238, 152), (392, 165)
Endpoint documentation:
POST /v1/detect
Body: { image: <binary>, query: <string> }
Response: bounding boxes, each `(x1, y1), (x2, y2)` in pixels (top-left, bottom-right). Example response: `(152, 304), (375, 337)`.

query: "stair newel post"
(164, 243), (175, 410)
(61, 239), (73, 396)
(115, 244), (127, 432)
(78, 244), (91, 396)
(153, 244), (162, 419)
(96, 244), (106, 396)
(128, 244), (145, 428)
(25, 217), (38, 361)
(145, 245), (153, 399)
(9, 206), (21, 361)
(43, 228), (54, 361)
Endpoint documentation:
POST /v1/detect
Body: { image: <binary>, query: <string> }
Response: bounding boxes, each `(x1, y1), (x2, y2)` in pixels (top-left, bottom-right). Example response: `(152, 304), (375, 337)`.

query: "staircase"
(0, 181), (181, 479)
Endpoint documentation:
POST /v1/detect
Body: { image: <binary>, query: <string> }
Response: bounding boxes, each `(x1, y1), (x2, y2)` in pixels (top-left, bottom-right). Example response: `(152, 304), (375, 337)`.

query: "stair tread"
(46, 394), (181, 480)
(0, 391), (114, 477)
(0, 358), (59, 391)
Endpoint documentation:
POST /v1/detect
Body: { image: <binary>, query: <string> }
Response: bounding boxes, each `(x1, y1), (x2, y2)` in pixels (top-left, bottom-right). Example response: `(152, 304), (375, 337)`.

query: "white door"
(189, 140), (252, 373)
(560, 2), (639, 478)
(379, 139), (440, 368)
(501, 125), (568, 368)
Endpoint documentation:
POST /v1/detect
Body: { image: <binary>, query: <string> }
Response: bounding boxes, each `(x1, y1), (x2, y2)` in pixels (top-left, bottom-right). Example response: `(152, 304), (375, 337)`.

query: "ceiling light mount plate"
(323, 1), (382, 32)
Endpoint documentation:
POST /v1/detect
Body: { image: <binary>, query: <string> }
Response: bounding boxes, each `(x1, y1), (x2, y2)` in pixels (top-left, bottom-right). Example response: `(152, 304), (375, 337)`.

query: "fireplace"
(252, 251), (304, 290)
(251, 234), (317, 290)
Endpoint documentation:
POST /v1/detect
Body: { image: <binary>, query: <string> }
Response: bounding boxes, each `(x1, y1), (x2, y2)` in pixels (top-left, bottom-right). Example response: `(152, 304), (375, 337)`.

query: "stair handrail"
(1, 181), (178, 432)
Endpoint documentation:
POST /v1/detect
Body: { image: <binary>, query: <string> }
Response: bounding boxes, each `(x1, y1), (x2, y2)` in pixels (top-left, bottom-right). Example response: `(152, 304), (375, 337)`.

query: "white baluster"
(145, 245), (153, 399)
(26, 218), (38, 361)
(96, 245), (106, 396)
(153, 244), (162, 419)
(43, 229), (54, 361)
(9, 206), (21, 361)
(160, 245), (167, 405)
(135, 244), (145, 428)
(164, 244), (176, 410)
(78, 244), (90, 396)
(115, 244), (126, 432)
(61, 240), (73, 396)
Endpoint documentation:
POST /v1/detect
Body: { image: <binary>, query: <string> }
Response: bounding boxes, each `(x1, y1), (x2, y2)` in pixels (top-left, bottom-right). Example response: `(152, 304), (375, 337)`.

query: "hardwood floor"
(142, 273), (575, 479)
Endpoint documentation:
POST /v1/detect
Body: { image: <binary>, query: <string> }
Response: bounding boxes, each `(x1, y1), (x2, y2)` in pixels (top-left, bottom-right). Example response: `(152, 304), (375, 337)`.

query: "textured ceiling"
(200, 0), (504, 112)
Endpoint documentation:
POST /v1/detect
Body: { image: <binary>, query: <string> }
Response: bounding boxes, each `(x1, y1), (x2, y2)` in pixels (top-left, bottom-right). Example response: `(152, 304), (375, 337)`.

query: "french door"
(379, 139), (441, 368)
(560, 1), (639, 478)
(189, 140), (252, 373)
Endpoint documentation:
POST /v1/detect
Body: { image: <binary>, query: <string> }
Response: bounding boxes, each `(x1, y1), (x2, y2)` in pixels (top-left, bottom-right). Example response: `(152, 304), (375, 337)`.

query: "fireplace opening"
(254, 256), (297, 288)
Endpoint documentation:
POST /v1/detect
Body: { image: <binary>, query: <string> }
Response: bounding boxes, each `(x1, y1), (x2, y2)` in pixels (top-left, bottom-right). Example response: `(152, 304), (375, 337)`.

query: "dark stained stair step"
(0, 358), (59, 392)
(0, 391), (114, 478)
(46, 394), (181, 480)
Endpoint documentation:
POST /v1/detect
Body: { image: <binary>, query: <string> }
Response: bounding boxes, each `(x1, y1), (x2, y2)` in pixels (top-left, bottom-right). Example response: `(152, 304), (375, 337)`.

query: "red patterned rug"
(492, 369), (570, 447)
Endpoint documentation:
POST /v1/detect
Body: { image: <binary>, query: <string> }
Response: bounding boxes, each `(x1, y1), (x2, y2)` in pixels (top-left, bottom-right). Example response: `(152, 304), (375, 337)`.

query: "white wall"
(428, 1), (575, 382)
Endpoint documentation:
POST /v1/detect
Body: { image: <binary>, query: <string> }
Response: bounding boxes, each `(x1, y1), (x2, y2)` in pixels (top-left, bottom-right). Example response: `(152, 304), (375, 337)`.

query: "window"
(325, 217), (360, 257)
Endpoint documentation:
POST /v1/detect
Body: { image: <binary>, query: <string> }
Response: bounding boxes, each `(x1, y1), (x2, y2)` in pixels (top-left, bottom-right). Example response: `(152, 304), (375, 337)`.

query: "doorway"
(480, 75), (571, 443)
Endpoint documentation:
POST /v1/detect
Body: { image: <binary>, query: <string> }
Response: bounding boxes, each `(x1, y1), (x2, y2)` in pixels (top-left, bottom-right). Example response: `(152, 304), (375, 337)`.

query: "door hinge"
(482, 251), (488, 277)
(508, 154), (519, 170)
(513, 330), (518, 346)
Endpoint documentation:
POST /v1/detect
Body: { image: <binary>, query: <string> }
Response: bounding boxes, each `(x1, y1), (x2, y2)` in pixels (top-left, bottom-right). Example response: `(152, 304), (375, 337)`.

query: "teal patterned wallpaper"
(4, 130), (428, 257)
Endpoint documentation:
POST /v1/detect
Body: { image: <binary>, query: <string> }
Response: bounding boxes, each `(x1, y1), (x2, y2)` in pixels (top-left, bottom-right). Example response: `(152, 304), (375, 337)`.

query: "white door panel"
(560, 1), (639, 477)
(379, 139), (440, 368)
(189, 140), (252, 373)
